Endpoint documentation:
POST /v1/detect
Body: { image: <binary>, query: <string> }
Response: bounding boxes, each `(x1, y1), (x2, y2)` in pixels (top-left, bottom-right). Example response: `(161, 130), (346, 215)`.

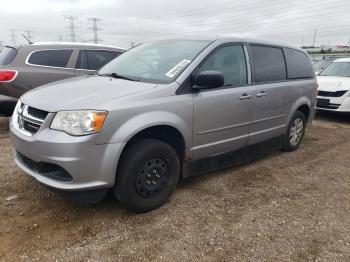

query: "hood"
(21, 76), (157, 112)
(317, 76), (350, 92)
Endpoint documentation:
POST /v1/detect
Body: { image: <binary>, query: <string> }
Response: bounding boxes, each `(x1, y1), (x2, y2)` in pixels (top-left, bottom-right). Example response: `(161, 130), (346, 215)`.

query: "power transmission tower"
(312, 28), (317, 47)
(10, 29), (16, 46)
(63, 15), (78, 42)
(88, 18), (103, 44)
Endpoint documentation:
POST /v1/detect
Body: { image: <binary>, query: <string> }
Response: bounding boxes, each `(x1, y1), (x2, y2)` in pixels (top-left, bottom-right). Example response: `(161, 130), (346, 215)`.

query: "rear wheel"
(283, 111), (306, 152)
(114, 139), (180, 213)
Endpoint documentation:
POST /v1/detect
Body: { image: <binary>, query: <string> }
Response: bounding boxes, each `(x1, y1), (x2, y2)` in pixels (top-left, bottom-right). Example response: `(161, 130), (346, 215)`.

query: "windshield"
(98, 40), (211, 84)
(0, 47), (18, 66)
(313, 60), (330, 71)
(320, 62), (350, 77)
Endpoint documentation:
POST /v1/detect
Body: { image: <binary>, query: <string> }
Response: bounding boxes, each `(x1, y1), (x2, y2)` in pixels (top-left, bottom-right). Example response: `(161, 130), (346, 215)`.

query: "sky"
(1, 0), (350, 49)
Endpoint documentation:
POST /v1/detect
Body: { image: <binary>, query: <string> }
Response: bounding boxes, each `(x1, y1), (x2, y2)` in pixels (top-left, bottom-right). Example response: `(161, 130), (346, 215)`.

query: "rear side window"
(76, 50), (121, 70)
(250, 45), (286, 83)
(284, 48), (314, 79)
(27, 49), (73, 68)
(0, 47), (18, 66)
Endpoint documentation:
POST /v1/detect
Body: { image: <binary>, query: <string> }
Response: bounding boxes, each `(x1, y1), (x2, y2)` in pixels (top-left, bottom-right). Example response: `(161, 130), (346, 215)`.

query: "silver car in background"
(10, 38), (317, 212)
(0, 42), (125, 115)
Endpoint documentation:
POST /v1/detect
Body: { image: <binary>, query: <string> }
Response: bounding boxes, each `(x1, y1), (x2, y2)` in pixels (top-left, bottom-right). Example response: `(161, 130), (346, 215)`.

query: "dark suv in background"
(0, 42), (126, 115)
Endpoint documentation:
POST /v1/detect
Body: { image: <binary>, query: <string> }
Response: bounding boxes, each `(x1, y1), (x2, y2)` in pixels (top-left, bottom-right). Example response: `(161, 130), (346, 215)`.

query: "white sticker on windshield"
(166, 59), (191, 78)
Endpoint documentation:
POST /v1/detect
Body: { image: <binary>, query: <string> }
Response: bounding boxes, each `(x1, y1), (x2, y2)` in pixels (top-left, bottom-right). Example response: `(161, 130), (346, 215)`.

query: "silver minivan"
(10, 38), (317, 212)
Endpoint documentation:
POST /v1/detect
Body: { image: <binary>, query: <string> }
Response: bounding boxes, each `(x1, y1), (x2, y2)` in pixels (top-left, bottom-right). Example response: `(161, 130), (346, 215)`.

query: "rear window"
(0, 47), (18, 66)
(76, 50), (121, 70)
(27, 49), (73, 68)
(250, 45), (286, 83)
(284, 48), (314, 79)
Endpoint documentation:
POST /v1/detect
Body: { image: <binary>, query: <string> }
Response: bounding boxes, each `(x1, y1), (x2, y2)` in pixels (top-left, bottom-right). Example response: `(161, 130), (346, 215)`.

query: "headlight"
(51, 110), (107, 136)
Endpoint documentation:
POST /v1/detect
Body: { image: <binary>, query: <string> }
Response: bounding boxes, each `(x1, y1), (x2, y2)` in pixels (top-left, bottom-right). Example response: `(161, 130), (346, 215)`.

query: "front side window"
(76, 50), (121, 70)
(320, 62), (350, 77)
(99, 40), (211, 84)
(197, 45), (247, 87)
(27, 49), (73, 68)
(250, 45), (286, 83)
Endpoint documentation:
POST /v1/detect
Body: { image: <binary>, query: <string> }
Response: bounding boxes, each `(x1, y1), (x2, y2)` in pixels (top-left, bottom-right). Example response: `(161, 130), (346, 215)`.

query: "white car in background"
(316, 58), (350, 112)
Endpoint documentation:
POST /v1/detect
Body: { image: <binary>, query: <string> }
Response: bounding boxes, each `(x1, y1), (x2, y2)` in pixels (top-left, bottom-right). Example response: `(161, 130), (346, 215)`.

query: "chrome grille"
(14, 102), (48, 136)
(27, 107), (49, 119)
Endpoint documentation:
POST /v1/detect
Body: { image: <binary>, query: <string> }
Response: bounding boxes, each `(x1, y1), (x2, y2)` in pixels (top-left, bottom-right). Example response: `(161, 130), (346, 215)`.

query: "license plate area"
(317, 98), (330, 106)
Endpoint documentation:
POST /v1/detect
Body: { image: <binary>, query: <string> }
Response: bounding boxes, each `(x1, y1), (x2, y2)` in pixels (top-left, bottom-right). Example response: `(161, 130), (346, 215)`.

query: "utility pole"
(130, 41), (134, 48)
(88, 18), (103, 44)
(312, 28), (317, 47)
(59, 33), (63, 42)
(63, 15), (78, 42)
(10, 29), (16, 46)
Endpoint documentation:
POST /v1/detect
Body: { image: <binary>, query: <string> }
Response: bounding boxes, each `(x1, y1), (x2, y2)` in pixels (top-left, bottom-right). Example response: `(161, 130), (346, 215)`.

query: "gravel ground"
(0, 112), (349, 261)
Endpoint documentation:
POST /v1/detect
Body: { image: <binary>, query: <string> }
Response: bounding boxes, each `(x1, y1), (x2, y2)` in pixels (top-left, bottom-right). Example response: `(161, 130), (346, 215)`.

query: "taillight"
(0, 70), (18, 82)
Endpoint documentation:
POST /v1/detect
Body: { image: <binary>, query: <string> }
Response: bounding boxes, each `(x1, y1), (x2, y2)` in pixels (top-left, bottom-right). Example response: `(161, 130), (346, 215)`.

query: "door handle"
(239, 94), (252, 100)
(256, 91), (268, 97)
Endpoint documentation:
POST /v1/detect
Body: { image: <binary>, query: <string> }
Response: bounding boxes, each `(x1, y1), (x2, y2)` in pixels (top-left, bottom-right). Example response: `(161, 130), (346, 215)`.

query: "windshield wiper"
(99, 73), (139, 82)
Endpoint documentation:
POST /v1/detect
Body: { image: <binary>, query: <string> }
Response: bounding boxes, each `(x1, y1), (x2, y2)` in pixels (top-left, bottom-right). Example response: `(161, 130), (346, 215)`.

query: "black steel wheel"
(135, 158), (169, 198)
(114, 139), (180, 213)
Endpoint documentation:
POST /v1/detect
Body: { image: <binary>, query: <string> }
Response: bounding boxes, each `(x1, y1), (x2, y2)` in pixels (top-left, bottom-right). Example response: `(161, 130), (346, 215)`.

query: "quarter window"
(76, 50), (122, 70)
(197, 45), (247, 87)
(27, 49), (73, 68)
(284, 48), (314, 79)
(0, 47), (18, 66)
(250, 45), (286, 83)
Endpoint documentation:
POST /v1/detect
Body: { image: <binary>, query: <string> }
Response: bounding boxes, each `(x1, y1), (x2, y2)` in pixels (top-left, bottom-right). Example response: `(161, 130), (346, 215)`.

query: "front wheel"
(114, 139), (180, 213)
(283, 111), (306, 152)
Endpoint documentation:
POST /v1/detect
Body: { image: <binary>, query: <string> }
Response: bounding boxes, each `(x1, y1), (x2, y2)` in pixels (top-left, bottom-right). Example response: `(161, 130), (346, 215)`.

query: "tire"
(114, 139), (180, 213)
(283, 111), (306, 152)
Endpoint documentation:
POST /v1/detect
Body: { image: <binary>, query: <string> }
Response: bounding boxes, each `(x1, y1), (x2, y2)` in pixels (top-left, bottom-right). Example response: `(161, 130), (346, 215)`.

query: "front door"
(192, 44), (254, 160)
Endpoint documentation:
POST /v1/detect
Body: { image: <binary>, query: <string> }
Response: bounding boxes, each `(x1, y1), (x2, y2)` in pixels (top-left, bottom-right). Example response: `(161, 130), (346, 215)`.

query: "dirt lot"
(0, 112), (349, 261)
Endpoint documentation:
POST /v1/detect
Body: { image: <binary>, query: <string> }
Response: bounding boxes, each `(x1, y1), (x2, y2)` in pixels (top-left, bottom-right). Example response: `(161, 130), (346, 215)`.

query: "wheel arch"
(108, 111), (190, 183)
(286, 97), (311, 130)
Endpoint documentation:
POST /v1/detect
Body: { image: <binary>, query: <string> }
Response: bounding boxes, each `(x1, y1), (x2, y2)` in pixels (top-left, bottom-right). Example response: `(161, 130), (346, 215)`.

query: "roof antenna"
(22, 33), (33, 44)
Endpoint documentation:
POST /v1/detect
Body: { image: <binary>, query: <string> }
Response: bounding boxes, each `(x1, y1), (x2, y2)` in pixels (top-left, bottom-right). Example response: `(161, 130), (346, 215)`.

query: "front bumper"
(10, 115), (123, 191)
(316, 94), (350, 112)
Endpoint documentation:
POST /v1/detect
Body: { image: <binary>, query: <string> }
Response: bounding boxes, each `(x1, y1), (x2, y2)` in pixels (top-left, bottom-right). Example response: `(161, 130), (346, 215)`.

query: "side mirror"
(193, 70), (224, 89)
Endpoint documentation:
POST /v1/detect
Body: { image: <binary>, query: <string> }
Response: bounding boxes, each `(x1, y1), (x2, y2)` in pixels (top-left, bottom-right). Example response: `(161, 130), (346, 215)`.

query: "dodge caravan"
(10, 38), (317, 212)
